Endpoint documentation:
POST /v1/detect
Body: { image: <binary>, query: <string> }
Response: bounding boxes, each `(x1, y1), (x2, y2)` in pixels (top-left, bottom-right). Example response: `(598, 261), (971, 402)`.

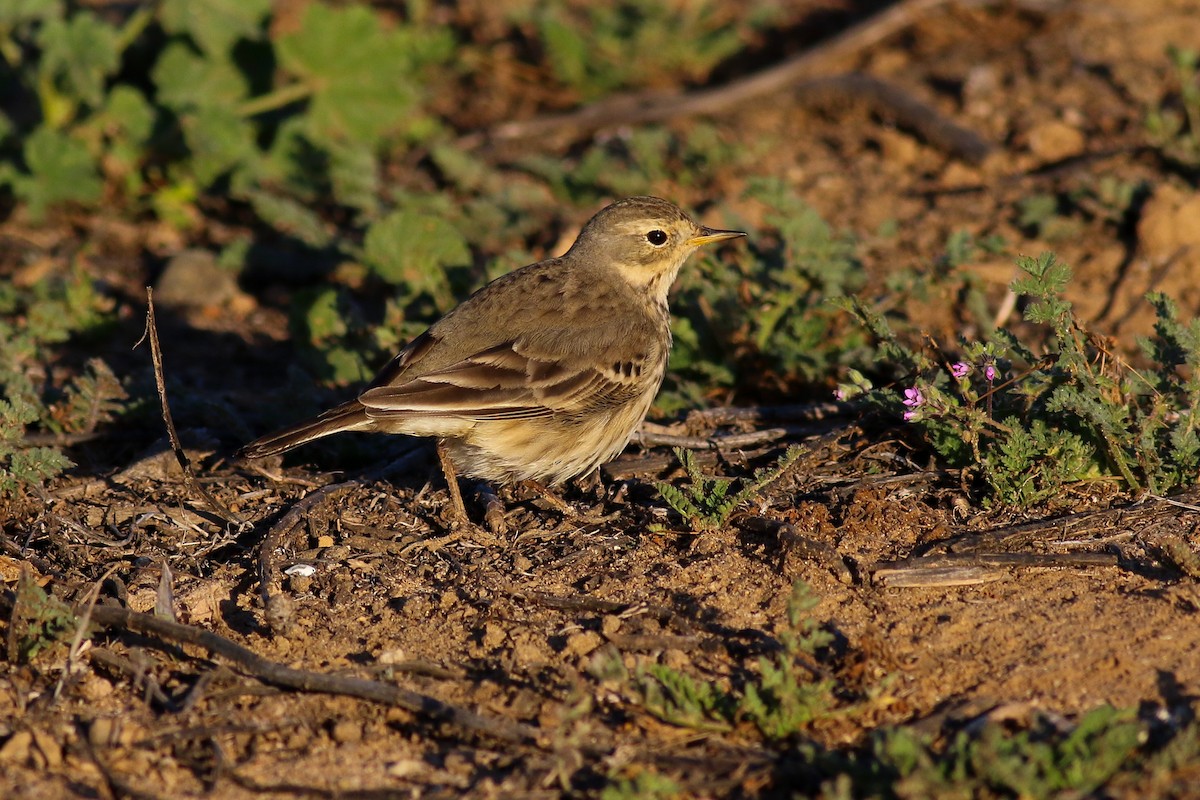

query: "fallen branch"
(465, 0), (994, 163)
(84, 603), (544, 748)
(871, 551), (1119, 588)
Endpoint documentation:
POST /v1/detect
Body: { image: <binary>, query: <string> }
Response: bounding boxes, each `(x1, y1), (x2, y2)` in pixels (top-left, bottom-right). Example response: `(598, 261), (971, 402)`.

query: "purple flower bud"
(834, 388), (846, 401)
(951, 362), (970, 379)
(903, 410), (918, 421)
(984, 365), (997, 382)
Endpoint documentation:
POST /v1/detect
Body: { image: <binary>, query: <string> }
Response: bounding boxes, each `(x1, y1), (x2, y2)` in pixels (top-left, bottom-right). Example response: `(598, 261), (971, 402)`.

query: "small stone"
(88, 718), (115, 749)
(564, 630), (603, 658)
(1138, 185), (1200, 260)
(287, 574), (313, 594)
(481, 622), (507, 649)
(600, 615), (622, 638)
(331, 720), (362, 744)
(315, 535), (336, 549)
(387, 759), (426, 778)
(378, 647), (407, 665)
(155, 250), (240, 310)
(0, 730), (32, 764)
(662, 648), (691, 671)
(1027, 119), (1085, 162)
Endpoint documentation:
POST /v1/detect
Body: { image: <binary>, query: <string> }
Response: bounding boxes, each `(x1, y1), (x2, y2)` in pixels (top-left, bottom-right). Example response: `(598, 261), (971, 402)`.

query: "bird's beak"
(687, 227), (747, 247)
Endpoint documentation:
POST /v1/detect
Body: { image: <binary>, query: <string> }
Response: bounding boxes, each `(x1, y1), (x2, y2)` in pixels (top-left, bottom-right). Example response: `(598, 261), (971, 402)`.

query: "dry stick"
(942, 493), (1198, 554)
(84, 603), (543, 748)
(872, 551), (1119, 588)
(468, 0), (992, 163)
(135, 287), (247, 532)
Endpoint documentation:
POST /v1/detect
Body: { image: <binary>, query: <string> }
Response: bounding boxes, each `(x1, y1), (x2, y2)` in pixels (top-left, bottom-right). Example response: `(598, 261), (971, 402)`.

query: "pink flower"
(984, 365), (997, 382)
(902, 387), (924, 408)
(834, 388), (846, 401)
(903, 410), (918, 421)
(951, 362), (970, 379)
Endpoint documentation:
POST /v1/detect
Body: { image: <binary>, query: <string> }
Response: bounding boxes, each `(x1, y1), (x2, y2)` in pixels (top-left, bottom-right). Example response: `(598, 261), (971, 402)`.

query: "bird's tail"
(238, 399), (373, 459)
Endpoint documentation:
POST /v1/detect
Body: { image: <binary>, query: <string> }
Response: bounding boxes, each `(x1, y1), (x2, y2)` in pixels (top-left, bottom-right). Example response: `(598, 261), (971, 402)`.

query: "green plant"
(655, 444), (803, 531)
(625, 582), (836, 742)
(1146, 45), (1200, 167)
(739, 581), (836, 740)
(841, 252), (1200, 506)
(601, 769), (681, 800)
(522, 1), (779, 100)
(0, 268), (125, 496)
(8, 569), (80, 661)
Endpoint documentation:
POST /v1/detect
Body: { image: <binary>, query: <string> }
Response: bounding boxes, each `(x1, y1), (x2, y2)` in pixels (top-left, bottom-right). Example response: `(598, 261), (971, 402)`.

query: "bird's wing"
(358, 338), (652, 422)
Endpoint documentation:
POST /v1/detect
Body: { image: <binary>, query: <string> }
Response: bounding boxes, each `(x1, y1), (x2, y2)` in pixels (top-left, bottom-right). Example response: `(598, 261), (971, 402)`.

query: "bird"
(239, 196), (746, 523)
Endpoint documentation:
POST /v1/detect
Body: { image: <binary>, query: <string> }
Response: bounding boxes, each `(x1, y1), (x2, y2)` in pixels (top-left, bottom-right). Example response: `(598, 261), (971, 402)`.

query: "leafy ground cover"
(3, 0), (1200, 796)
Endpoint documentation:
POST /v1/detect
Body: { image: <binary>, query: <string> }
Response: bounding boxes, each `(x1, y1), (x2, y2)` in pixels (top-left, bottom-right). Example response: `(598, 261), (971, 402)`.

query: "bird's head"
(567, 196), (746, 299)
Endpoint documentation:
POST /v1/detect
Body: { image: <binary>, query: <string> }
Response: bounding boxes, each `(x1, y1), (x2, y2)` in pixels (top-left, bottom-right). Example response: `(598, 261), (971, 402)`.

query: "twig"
(630, 427), (790, 450)
(738, 517), (854, 584)
(83, 603), (544, 748)
(135, 287), (247, 532)
(465, 0), (993, 162)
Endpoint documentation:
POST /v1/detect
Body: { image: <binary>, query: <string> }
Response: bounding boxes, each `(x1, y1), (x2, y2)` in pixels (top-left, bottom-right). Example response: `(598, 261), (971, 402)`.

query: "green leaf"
(0, 0), (61, 26)
(241, 189), (333, 248)
(363, 210), (471, 299)
(275, 3), (453, 147)
(36, 11), (120, 108)
(179, 105), (258, 186)
(6, 127), (103, 219)
(160, 0), (271, 56)
(153, 41), (249, 111)
(328, 139), (380, 217)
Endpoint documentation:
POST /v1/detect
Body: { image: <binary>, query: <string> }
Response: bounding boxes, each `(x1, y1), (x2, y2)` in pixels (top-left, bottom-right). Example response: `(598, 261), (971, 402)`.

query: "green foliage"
(601, 769), (681, 800)
(846, 252), (1200, 506)
(621, 581), (836, 743)
(362, 210), (472, 309)
(522, 1), (778, 100)
(656, 445), (803, 531)
(853, 705), (1146, 799)
(740, 582), (836, 741)
(0, 269), (125, 496)
(9, 568), (79, 661)
(1146, 45), (1200, 167)
(636, 663), (734, 732)
(0, 1), (453, 230)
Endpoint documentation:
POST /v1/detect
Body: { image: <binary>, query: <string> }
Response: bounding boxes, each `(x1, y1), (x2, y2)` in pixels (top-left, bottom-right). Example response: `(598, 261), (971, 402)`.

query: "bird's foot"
(518, 480), (577, 516)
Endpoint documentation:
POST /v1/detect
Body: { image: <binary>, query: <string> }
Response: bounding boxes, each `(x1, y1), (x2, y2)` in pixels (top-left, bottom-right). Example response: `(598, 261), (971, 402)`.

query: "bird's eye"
(646, 229), (668, 246)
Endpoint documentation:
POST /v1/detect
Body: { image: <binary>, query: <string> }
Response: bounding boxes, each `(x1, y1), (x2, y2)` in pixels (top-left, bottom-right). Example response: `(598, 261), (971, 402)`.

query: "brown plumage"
(240, 196), (745, 491)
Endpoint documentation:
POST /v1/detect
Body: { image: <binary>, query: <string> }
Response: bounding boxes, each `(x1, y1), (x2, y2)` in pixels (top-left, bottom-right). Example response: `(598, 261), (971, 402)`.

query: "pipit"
(240, 196), (745, 522)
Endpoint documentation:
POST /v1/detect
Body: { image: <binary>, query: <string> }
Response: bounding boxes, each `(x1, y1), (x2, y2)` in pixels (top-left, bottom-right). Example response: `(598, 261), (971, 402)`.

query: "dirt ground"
(4, 1), (1200, 797)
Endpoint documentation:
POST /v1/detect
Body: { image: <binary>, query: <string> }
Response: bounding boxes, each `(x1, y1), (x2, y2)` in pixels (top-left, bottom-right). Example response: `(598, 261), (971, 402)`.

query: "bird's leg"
(436, 439), (470, 526)
(473, 482), (508, 535)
